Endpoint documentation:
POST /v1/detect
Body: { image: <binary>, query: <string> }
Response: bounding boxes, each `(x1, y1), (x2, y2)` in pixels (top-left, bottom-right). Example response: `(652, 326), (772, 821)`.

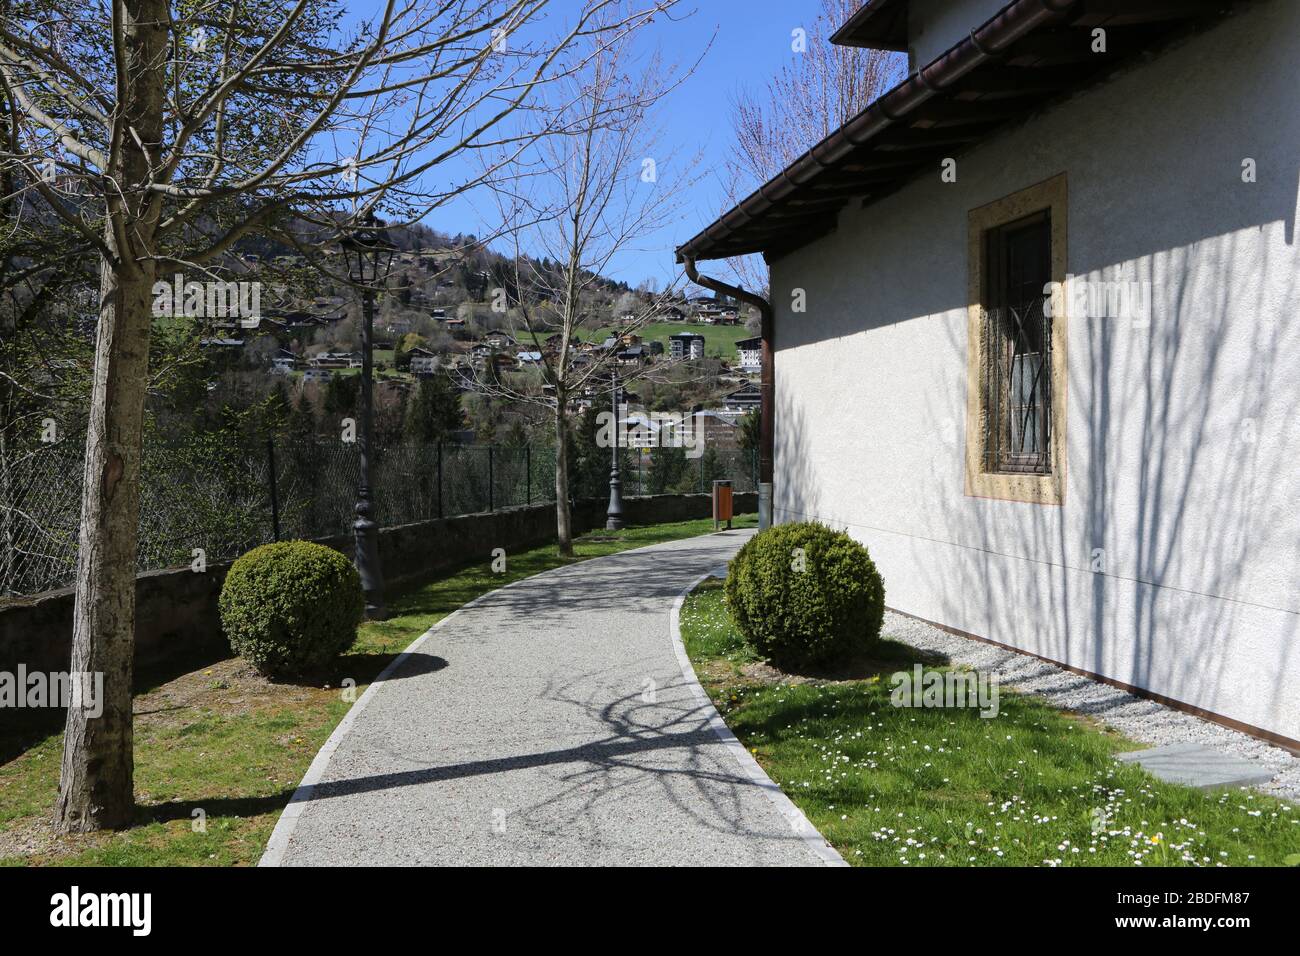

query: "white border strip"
(669, 569), (849, 867)
(259, 592), (469, 866)
(259, 535), (733, 866)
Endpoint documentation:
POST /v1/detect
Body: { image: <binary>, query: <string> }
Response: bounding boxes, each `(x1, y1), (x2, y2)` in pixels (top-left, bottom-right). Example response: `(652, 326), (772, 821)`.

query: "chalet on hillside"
(715, 382), (760, 413)
(408, 347), (439, 376)
(734, 337), (762, 375)
(311, 351), (361, 369)
(692, 410), (741, 451)
(668, 332), (705, 361)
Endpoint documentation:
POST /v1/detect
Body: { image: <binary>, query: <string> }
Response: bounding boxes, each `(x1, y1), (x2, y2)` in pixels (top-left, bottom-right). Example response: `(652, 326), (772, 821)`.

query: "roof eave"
(676, 0), (1234, 264)
(828, 0), (910, 51)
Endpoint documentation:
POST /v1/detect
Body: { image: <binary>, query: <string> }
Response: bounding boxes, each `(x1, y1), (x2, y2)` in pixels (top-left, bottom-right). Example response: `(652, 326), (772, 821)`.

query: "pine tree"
(649, 445), (688, 494)
(288, 391), (316, 442)
(739, 409), (760, 452)
(572, 407), (607, 499)
(322, 373), (358, 418)
(699, 446), (724, 485)
(265, 382), (292, 437)
(404, 375), (463, 444)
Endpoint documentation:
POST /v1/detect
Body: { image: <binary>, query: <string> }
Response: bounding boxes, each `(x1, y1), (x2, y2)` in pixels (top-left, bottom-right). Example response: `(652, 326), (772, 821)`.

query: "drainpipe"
(681, 255), (774, 530)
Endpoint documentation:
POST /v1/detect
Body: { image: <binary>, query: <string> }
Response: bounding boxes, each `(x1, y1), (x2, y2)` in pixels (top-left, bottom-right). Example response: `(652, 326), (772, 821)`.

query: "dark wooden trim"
(677, 0), (1238, 263)
(887, 606), (1300, 756)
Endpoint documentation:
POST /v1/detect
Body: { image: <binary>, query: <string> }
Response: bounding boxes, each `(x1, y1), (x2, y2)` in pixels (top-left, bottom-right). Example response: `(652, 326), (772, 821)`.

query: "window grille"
(982, 213), (1052, 475)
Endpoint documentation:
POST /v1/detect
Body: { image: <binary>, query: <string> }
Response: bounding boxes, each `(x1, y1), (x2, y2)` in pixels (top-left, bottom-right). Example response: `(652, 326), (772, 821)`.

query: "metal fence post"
(266, 437), (281, 541)
(526, 445), (531, 506)
(488, 445), (494, 512)
(437, 441), (443, 519)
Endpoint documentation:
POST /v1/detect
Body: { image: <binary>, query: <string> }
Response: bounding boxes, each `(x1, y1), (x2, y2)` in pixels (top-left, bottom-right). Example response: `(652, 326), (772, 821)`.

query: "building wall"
(695, 413), (741, 451)
(769, 1), (1300, 742)
(909, 0), (1011, 66)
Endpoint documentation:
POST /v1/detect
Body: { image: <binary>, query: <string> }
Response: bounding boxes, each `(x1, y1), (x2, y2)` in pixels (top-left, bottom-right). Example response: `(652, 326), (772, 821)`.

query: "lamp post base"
(606, 470), (624, 531)
(354, 513), (386, 621)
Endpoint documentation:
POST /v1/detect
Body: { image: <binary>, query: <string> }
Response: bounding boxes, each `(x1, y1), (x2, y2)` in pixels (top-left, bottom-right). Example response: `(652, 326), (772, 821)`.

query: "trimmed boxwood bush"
(218, 541), (364, 679)
(725, 522), (885, 671)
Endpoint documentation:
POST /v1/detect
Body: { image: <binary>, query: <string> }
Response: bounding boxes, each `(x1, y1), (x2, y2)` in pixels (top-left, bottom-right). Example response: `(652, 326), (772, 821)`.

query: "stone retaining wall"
(0, 492), (755, 676)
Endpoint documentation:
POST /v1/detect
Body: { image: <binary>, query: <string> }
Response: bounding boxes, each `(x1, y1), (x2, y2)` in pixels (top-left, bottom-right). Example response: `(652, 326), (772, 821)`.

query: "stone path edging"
(668, 568), (848, 867)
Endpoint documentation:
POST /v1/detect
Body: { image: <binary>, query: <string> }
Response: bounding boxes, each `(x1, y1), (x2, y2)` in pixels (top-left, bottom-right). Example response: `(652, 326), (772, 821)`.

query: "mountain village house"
(735, 337), (762, 375)
(408, 347), (439, 375)
(669, 332), (706, 360)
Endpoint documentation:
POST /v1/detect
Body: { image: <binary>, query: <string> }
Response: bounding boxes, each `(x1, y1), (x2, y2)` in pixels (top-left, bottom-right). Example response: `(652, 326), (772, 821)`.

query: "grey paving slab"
(264, 530), (838, 867)
(1115, 743), (1278, 790)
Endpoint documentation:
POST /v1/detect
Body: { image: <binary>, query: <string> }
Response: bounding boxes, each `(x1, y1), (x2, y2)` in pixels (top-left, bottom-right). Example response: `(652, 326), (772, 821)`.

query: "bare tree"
(722, 0), (903, 290)
(0, 0), (678, 832)
(468, 12), (702, 554)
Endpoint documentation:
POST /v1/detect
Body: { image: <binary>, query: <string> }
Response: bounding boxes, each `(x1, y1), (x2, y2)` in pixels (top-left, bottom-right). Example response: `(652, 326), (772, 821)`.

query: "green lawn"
(680, 577), (1300, 867)
(0, 513), (755, 866)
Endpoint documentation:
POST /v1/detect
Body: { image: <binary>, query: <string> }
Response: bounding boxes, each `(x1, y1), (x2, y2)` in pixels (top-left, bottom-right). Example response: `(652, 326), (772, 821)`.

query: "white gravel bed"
(883, 611), (1300, 802)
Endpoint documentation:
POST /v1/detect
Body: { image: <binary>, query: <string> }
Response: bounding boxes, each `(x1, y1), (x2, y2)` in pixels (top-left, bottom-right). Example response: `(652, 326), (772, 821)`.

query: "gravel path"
(263, 530), (835, 867)
(883, 612), (1300, 801)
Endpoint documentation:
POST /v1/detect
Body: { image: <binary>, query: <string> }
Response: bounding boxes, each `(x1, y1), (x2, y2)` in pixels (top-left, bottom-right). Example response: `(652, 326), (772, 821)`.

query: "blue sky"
(407, 1), (832, 289)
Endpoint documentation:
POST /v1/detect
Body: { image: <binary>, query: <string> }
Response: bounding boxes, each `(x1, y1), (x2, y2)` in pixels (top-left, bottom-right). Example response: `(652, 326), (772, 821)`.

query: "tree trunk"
(56, 262), (154, 831)
(0, 430), (13, 597)
(56, 0), (167, 833)
(554, 400), (573, 557)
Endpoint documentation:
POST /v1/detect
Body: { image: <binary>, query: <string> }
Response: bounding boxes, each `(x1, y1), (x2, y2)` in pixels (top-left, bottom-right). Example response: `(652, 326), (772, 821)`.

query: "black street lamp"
(606, 365), (624, 531)
(340, 212), (397, 620)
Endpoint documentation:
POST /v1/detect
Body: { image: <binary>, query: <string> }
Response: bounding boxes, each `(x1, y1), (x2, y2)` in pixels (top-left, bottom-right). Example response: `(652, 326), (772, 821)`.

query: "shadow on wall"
(778, 226), (1300, 733)
(772, 3), (1300, 734)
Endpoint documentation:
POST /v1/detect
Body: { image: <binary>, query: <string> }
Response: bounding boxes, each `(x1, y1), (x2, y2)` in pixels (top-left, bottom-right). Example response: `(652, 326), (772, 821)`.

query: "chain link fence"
(1, 438), (757, 599)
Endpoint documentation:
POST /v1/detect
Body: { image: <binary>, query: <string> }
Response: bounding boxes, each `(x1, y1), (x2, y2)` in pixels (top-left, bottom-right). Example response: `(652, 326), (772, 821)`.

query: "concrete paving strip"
(1114, 743), (1278, 790)
(887, 612), (1300, 801)
(261, 530), (839, 867)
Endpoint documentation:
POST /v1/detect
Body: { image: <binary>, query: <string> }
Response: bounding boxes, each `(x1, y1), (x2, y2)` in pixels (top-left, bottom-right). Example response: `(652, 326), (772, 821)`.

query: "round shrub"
(218, 541), (364, 679)
(725, 522), (885, 671)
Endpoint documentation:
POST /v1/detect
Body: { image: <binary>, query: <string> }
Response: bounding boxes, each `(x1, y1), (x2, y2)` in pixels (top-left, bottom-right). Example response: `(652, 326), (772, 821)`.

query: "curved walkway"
(262, 530), (840, 867)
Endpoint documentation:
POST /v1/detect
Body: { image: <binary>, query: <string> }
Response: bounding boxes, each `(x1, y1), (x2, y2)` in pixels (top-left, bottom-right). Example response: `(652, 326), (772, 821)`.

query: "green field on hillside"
(575, 321), (753, 357)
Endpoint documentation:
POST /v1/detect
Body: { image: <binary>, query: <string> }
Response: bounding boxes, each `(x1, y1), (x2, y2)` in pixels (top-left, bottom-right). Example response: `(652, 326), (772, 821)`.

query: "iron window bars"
(982, 211), (1052, 475)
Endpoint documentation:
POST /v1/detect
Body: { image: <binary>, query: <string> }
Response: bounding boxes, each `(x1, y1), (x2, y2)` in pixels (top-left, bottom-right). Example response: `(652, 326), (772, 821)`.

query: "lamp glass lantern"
(340, 212), (398, 287)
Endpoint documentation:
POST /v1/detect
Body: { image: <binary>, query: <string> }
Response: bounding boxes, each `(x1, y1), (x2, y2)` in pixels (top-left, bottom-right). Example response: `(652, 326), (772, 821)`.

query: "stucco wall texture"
(770, 2), (1300, 742)
(909, 0), (1012, 66)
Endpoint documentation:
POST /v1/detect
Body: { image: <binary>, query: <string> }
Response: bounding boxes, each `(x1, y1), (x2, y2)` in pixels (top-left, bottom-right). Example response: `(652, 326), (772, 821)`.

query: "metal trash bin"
(712, 479), (733, 530)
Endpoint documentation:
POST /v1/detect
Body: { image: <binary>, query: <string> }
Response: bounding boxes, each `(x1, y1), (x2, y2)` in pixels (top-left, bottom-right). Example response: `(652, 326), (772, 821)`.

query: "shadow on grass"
(138, 790), (297, 825)
(326, 652), (448, 685)
(771, 639), (951, 683)
(0, 715), (60, 766)
(0, 639), (237, 762)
